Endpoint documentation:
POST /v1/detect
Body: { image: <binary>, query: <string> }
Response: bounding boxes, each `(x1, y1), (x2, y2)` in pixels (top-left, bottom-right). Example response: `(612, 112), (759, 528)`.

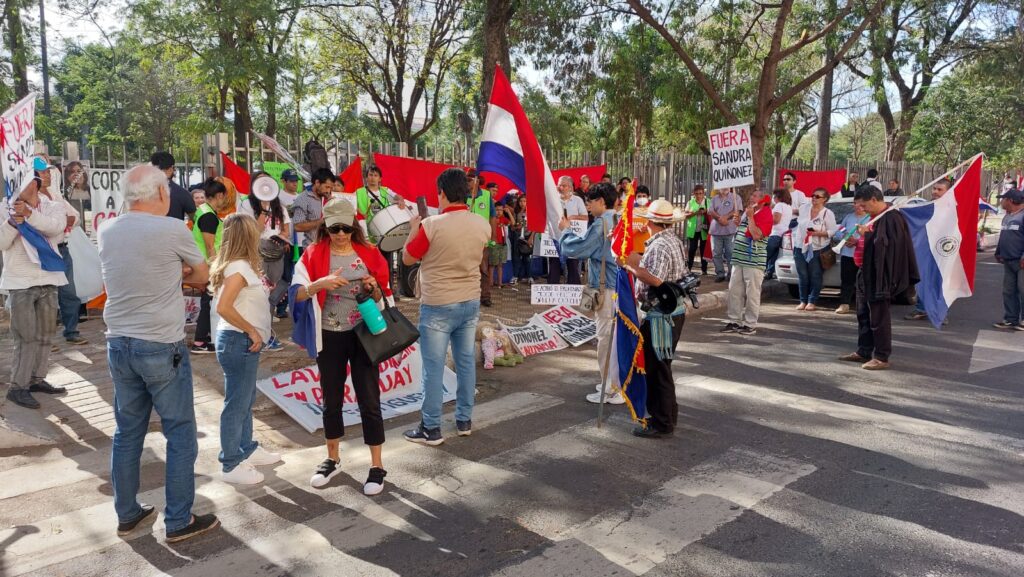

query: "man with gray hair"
(549, 175), (587, 284)
(98, 164), (220, 542)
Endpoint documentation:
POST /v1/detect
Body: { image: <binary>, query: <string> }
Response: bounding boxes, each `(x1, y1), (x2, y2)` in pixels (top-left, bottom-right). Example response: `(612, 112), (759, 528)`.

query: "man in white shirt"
(0, 177), (70, 410)
(782, 172), (808, 220)
(549, 176), (587, 284)
(35, 157), (88, 346)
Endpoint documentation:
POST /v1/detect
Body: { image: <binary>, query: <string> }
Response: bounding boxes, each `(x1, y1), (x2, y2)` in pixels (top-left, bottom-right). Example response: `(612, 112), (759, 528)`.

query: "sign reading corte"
(90, 169), (125, 234)
(707, 123), (754, 189)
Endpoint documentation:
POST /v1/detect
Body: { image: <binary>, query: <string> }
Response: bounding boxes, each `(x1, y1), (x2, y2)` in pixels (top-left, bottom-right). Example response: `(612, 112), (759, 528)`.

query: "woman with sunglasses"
(793, 187), (837, 311)
(290, 197), (392, 495)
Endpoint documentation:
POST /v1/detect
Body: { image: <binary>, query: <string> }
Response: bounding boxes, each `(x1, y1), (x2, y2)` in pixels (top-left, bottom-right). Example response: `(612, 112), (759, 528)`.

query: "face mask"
(636, 197), (649, 207)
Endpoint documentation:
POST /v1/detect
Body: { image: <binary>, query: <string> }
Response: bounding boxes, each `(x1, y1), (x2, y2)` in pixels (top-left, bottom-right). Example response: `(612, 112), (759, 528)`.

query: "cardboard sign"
(538, 233), (559, 257)
(500, 316), (568, 357)
(255, 344), (457, 433)
(708, 123), (754, 189)
(531, 284), (584, 306)
(184, 295), (201, 326)
(90, 168), (125, 234)
(0, 93), (37, 198)
(539, 305), (597, 346)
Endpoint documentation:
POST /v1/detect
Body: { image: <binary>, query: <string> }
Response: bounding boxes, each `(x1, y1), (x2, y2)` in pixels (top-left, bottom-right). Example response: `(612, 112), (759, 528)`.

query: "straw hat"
(643, 198), (685, 224)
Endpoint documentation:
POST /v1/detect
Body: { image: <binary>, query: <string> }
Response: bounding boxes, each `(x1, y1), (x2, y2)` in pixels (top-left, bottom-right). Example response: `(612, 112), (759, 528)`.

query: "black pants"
(839, 255), (858, 306)
(381, 249), (396, 294)
(687, 236), (708, 274)
(317, 329), (385, 445)
(640, 315), (685, 433)
(196, 291), (212, 343)
(547, 257), (581, 284)
(856, 273), (892, 362)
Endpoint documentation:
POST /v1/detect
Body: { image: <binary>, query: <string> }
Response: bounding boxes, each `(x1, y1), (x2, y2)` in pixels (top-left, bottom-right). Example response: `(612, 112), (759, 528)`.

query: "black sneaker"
(481, 300), (493, 308)
(632, 425), (672, 439)
(310, 458), (341, 488)
(403, 424), (444, 446)
(993, 321), (1017, 330)
(456, 420), (472, 437)
(363, 467), (387, 496)
(6, 388), (40, 409)
(189, 342), (215, 354)
(165, 513), (220, 543)
(720, 323), (740, 333)
(737, 326), (757, 336)
(714, 275), (727, 283)
(29, 380), (67, 394)
(117, 503), (156, 536)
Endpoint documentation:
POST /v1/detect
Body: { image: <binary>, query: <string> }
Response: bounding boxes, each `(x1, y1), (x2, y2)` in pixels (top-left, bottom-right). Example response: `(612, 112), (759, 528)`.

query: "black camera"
(641, 272), (701, 314)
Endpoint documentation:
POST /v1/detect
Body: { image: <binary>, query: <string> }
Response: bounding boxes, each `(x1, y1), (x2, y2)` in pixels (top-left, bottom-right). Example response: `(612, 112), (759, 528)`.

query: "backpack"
(303, 139), (330, 174)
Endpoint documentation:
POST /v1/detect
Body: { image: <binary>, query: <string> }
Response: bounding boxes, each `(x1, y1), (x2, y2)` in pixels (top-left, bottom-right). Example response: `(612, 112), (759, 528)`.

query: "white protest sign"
(0, 93), (37, 198)
(708, 123), (754, 189)
(90, 168), (125, 234)
(538, 233), (559, 257)
(569, 220), (588, 237)
(499, 316), (568, 357)
(538, 305), (597, 347)
(255, 344), (457, 433)
(531, 284), (583, 306)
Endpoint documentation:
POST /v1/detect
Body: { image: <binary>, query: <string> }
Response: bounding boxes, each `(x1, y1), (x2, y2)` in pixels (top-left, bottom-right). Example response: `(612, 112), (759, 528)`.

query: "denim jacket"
(560, 211), (619, 290)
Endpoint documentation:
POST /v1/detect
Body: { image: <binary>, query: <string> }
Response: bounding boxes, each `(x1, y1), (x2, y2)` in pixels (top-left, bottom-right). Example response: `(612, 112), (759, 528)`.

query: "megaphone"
(252, 175), (280, 202)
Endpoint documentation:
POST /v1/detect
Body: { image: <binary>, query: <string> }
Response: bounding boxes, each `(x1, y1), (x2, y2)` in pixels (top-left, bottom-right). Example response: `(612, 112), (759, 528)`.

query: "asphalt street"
(1, 256), (1022, 576)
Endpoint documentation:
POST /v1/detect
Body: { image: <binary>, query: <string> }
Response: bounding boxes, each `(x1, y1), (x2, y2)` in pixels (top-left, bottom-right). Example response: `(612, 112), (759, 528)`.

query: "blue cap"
(281, 169), (299, 182)
(32, 157), (50, 172)
(999, 188), (1024, 203)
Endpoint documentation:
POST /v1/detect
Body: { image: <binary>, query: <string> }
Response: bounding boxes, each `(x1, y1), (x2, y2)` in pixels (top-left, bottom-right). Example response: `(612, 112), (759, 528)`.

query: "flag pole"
(595, 320), (616, 429)
(909, 153), (983, 199)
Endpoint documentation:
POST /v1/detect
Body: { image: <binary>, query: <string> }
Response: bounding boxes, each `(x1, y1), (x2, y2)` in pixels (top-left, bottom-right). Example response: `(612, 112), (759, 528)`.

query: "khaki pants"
(594, 288), (616, 390)
(727, 265), (764, 328)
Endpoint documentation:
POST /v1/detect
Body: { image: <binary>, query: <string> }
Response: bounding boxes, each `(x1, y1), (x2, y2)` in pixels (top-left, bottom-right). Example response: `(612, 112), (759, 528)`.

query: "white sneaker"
(222, 463), (264, 485)
(246, 446), (282, 467)
(585, 391), (625, 405)
(363, 467), (387, 496)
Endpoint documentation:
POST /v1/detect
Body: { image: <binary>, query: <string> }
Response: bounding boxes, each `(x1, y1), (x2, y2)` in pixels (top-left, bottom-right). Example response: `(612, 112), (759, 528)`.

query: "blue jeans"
(793, 247), (824, 304)
(58, 243), (81, 339)
(418, 300), (480, 430)
(108, 337), (197, 533)
(1003, 260), (1024, 324)
(765, 235), (783, 276)
(712, 235), (733, 278)
(215, 329), (261, 472)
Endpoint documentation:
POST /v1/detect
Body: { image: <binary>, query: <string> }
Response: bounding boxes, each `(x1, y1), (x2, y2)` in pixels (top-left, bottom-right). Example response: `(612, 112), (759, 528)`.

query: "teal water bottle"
(356, 291), (387, 335)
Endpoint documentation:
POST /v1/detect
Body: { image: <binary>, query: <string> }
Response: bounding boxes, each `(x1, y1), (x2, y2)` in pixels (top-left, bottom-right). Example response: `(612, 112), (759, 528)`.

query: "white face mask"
(636, 197), (649, 207)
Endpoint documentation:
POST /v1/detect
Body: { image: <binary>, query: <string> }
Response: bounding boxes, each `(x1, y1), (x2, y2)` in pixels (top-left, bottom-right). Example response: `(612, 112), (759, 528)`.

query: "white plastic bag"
(67, 227), (103, 302)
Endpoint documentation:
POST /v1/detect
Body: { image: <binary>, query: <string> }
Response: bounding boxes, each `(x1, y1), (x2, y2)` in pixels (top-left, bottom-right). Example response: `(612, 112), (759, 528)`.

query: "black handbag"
(354, 299), (421, 364)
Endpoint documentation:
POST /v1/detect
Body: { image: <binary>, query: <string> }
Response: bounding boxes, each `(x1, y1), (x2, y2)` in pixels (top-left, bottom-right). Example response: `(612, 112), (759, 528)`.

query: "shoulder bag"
(818, 208), (837, 270)
(354, 299), (421, 364)
(579, 218), (607, 313)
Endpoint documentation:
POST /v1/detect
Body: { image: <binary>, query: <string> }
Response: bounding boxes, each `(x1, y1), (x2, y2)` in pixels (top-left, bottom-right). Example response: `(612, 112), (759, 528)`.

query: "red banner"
(776, 168), (847, 197)
(221, 152), (251, 196)
(339, 155), (364, 193)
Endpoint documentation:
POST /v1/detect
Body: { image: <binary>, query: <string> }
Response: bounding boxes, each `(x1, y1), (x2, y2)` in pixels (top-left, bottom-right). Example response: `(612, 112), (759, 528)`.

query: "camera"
(641, 272), (701, 314)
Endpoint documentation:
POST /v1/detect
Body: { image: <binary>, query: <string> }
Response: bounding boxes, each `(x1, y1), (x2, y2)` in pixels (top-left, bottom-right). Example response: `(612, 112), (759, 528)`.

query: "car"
(773, 195), (921, 304)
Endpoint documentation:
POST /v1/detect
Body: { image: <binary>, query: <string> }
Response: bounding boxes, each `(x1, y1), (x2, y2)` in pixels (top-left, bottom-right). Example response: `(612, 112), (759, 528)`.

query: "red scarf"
(301, 239), (393, 308)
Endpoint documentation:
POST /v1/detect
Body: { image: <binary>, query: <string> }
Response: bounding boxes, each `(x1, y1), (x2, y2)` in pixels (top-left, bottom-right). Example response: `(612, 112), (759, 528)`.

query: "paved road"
(1, 258), (1022, 576)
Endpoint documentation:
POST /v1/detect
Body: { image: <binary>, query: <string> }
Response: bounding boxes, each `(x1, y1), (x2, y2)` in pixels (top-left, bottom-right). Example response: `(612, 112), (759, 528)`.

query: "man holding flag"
(993, 188), (1024, 331)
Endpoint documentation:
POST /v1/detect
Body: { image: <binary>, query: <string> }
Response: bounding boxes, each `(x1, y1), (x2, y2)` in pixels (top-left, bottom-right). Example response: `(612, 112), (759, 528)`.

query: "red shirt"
(405, 204), (470, 260)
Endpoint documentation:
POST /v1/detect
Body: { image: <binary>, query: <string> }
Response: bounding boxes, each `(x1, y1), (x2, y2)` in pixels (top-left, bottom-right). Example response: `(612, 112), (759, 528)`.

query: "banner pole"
(909, 153), (982, 199)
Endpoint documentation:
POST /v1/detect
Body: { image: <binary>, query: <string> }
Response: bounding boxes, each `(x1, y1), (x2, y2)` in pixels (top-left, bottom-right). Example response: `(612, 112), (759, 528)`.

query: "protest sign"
(531, 284), (583, 306)
(708, 123), (754, 189)
(184, 296), (201, 326)
(262, 160), (300, 206)
(500, 316), (568, 357)
(90, 168), (125, 234)
(0, 93), (37, 199)
(255, 344), (457, 433)
(538, 233), (559, 257)
(569, 220), (588, 237)
(538, 305), (597, 346)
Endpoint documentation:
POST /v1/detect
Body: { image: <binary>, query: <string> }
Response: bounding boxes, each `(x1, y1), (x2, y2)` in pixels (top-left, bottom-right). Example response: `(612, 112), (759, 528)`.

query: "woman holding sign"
(291, 198), (392, 496)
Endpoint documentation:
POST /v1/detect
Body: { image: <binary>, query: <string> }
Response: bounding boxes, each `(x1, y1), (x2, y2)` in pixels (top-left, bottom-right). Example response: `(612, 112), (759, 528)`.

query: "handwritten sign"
(569, 220), (588, 237)
(89, 169), (125, 234)
(499, 316), (568, 357)
(255, 344), (457, 433)
(708, 123), (754, 189)
(531, 284), (584, 306)
(0, 93), (37, 198)
(538, 233), (559, 257)
(539, 305), (597, 346)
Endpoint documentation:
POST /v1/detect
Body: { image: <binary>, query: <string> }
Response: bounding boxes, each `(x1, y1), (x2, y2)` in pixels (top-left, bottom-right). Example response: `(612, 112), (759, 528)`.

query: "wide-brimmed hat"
(643, 198), (685, 224)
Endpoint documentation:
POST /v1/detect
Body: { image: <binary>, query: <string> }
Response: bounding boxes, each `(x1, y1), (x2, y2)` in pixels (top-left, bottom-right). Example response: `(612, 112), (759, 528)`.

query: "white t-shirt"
(239, 201), (293, 240)
(790, 188), (809, 217)
(770, 202), (793, 237)
(214, 260), (272, 342)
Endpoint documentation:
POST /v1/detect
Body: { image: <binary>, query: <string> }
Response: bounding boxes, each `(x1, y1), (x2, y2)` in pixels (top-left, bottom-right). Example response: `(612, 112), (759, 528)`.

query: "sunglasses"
(812, 194), (827, 200)
(327, 224), (355, 234)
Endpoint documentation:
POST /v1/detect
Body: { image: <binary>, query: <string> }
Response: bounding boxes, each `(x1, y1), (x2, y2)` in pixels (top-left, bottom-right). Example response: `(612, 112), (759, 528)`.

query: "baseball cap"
(281, 169), (299, 182)
(999, 188), (1023, 203)
(32, 156), (51, 172)
(323, 198), (356, 227)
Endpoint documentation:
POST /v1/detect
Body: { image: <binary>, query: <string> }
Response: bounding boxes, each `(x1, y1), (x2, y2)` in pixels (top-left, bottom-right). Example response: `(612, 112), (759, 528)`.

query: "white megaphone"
(252, 175), (280, 202)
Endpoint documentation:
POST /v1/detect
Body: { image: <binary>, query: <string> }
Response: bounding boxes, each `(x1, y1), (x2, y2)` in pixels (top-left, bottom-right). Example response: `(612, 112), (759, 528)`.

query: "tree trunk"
(816, 59), (834, 166)
(264, 74), (278, 137)
(5, 0), (29, 99)
(886, 114), (914, 162)
(232, 89), (253, 154)
(480, 0), (514, 120)
(750, 119), (769, 198)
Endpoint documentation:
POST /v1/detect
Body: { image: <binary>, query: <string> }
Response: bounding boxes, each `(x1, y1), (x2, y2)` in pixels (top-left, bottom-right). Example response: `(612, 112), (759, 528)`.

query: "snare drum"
(368, 204), (412, 252)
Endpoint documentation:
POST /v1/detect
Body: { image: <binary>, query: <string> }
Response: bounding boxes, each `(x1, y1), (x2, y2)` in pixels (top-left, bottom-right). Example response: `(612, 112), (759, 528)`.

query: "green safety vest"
(356, 186), (391, 224)
(191, 202), (223, 260)
(469, 189), (492, 222)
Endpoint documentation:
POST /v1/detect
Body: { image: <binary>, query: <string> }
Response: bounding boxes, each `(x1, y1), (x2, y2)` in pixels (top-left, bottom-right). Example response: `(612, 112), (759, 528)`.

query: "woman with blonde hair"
(211, 213), (281, 485)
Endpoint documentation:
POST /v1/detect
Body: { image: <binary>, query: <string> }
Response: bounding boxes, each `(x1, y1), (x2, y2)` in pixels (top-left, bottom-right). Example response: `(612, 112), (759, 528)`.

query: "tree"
(3, 0), (31, 99)
(624, 0), (886, 188)
(316, 0), (472, 145)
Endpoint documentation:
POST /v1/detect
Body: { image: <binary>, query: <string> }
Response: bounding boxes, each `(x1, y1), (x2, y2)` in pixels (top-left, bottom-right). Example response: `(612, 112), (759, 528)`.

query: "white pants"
(594, 288), (617, 390)
(727, 265), (765, 327)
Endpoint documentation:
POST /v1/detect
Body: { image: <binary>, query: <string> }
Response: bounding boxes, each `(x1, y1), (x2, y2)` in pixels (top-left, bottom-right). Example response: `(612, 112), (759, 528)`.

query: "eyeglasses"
(327, 224), (355, 234)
